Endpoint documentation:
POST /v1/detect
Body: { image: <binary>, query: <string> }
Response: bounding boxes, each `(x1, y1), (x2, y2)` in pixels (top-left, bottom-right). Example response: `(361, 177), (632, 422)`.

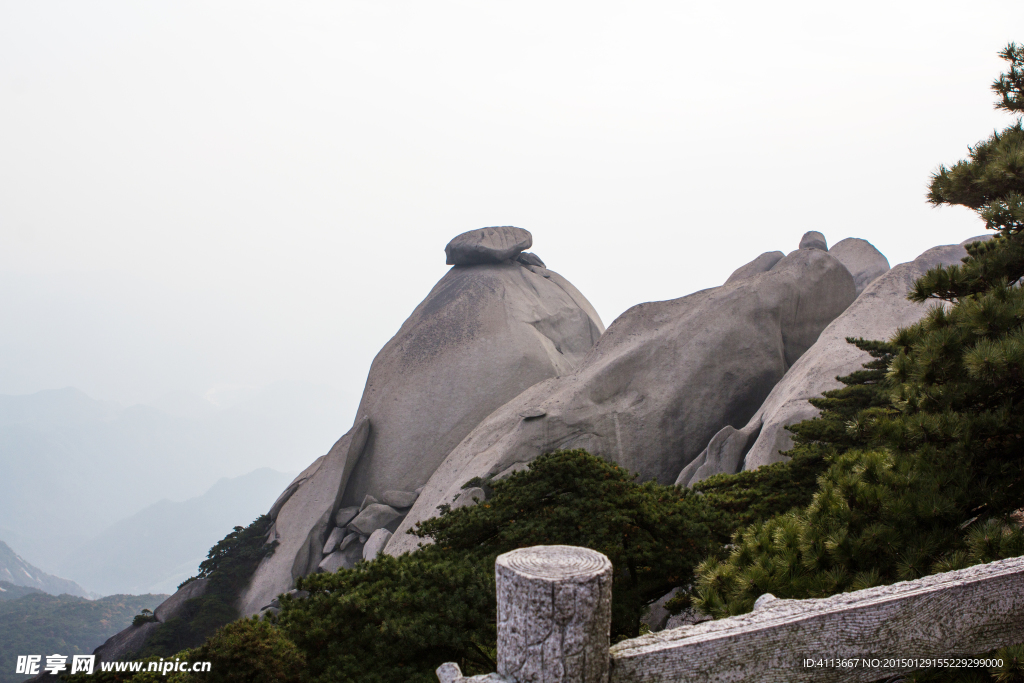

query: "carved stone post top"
(495, 545), (612, 581)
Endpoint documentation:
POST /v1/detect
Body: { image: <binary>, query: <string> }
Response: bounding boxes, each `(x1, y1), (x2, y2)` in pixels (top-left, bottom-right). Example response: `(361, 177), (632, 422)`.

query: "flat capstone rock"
(445, 226), (532, 265)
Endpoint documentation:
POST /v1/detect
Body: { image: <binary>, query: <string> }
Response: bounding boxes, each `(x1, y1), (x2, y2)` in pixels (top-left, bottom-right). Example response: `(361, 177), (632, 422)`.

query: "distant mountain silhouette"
(0, 541), (89, 598)
(55, 468), (295, 595)
(0, 581), (43, 601)
(0, 383), (340, 572)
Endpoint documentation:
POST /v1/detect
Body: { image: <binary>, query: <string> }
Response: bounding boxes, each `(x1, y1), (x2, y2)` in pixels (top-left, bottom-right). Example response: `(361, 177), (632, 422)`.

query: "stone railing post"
(495, 545), (613, 683)
(437, 545), (613, 683)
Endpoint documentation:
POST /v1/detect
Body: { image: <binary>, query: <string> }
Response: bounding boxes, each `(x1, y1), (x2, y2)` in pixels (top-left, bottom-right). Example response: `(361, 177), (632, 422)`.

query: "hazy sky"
(2, 1), (1022, 429)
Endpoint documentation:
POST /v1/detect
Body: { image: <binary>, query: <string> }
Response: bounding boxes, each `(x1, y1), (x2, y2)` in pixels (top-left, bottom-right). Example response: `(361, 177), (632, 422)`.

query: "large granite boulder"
(387, 238), (856, 556)
(828, 238), (890, 296)
(676, 237), (987, 485)
(239, 228), (604, 615)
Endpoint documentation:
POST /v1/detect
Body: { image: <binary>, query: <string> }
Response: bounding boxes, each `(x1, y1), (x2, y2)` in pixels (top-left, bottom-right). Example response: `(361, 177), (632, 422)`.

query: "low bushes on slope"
(276, 449), (720, 682)
(0, 592), (164, 683)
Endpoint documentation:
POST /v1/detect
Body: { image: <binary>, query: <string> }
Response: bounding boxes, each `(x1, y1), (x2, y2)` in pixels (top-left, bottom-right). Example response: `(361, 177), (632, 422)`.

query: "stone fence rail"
(437, 547), (1024, 683)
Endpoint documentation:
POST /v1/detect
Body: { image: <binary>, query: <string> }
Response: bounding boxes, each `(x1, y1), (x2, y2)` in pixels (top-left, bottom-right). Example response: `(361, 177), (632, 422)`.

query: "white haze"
(2, 1), (1022, 468)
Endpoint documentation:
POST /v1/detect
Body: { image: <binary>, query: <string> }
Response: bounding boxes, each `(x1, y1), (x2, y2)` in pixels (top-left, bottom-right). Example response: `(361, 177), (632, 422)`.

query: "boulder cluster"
(116, 225), (987, 636)
(316, 488), (420, 573)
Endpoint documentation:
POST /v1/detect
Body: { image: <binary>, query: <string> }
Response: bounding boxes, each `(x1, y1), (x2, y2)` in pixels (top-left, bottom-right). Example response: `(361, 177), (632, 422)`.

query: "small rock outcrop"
(387, 235), (856, 556)
(724, 251), (785, 285)
(799, 231), (828, 251)
(828, 237), (891, 296)
(239, 227), (604, 616)
(676, 237), (988, 485)
(93, 578), (208, 663)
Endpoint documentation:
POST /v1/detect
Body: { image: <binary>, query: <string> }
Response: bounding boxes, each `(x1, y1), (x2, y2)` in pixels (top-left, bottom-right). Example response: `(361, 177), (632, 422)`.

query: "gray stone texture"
(445, 226), (533, 265)
(799, 230), (827, 250)
(93, 621), (162, 663)
(609, 555), (1024, 682)
(516, 251), (546, 268)
(349, 503), (401, 535)
(389, 246), (855, 555)
(363, 528), (393, 561)
(153, 577), (208, 623)
(451, 487), (487, 510)
(237, 416), (370, 616)
(317, 541), (363, 573)
(322, 526), (347, 554)
(640, 587), (681, 632)
(495, 546), (613, 683)
(239, 232), (603, 615)
(436, 663), (510, 683)
(334, 506), (360, 527)
(91, 578), (209, 662)
(82, 581), (210, 663)
(828, 237), (890, 296)
(337, 532), (360, 552)
(382, 489), (419, 508)
(339, 255), (603, 511)
(677, 239), (985, 486)
(724, 251), (784, 285)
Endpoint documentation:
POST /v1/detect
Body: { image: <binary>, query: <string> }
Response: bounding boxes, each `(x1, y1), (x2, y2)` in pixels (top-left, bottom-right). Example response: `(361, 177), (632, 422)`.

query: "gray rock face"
(153, 578), (208, 623)
(322, 527), (347, 555)
(239, 231), (604, 615)
(337, 253), (603, 513)
(828, 238), (890, 296)
(725, 251), (785, 285)
(641, 587), (681, 632)
(363, 529), (393, 560)
(93, 621), (162, 663)
(337, 532), (359, 552)
(93, 578), (208, 663)
(799, 231), (828, 250)
(451, 487), (487, 510)
(382, 489), (419, 508)
(349, 503), (401, 535)
(334, 506), (360, 527)
(445, 226), (532, 265)
(388, 247), (856, 556)
(317, 542), (362, 573)
(238, 416), (370, 616)
(676, 240), (980, 486)
(516, 252), (546, 268)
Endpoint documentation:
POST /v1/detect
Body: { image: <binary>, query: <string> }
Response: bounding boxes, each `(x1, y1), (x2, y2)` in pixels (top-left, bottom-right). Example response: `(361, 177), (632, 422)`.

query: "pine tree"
(692, 43), (1024, 622)
(692, 337), (897, 539)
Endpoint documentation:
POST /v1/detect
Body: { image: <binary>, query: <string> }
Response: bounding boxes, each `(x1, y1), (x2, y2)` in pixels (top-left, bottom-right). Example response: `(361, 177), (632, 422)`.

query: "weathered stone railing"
(437, 547), (1024, 683)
